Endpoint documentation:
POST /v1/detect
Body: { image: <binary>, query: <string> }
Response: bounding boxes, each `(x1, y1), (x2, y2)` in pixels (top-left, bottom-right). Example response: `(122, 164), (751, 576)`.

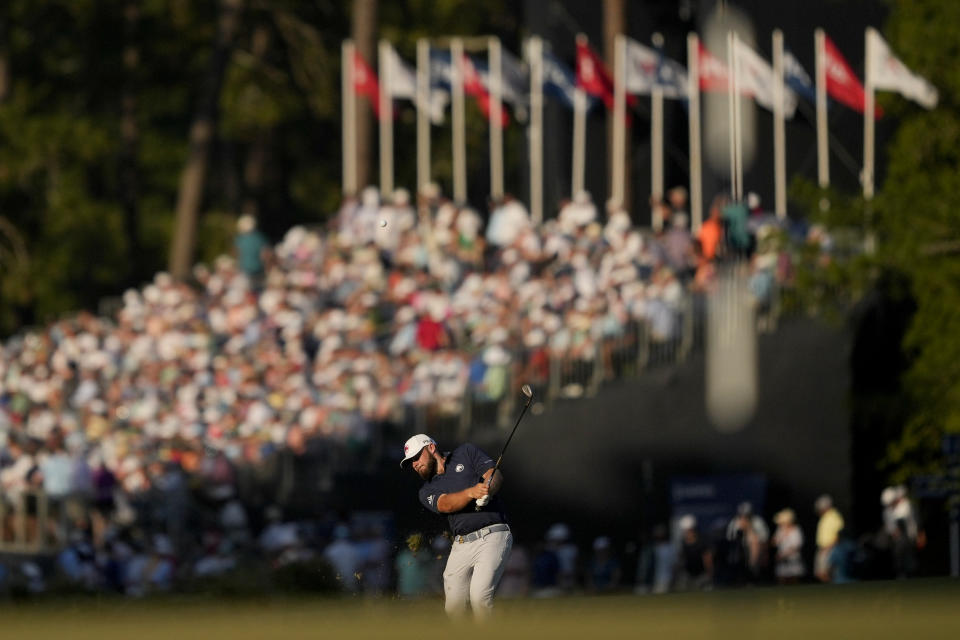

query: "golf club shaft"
(493, 395), (533, 470)
(476, 392), (533, 510)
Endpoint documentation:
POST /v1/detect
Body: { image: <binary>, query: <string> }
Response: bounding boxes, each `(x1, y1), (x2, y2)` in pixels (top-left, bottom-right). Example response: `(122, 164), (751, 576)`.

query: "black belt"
(456, 523), (510, 544)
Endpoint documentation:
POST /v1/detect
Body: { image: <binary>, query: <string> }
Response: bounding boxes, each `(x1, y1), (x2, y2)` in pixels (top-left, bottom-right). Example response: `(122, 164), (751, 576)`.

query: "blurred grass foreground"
(4, 579), (960, 640)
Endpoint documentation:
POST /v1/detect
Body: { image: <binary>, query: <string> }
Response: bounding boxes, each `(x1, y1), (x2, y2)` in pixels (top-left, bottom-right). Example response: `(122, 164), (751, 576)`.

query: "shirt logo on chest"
(455, 464), (464, 473)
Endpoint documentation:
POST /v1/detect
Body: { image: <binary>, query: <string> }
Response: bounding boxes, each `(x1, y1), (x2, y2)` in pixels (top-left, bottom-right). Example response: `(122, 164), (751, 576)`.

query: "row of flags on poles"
(349, 29), (937, 127)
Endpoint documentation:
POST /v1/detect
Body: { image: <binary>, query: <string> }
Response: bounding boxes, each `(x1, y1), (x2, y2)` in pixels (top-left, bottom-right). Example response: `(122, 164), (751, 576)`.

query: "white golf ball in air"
(379, 219), (388, 228)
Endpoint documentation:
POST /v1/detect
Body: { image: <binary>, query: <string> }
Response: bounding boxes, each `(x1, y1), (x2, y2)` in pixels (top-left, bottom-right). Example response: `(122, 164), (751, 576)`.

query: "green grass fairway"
(3, 579), (960, 639)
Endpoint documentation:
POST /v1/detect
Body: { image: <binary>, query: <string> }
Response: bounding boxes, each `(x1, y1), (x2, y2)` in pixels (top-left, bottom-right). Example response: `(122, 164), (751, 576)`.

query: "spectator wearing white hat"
(544, 522), (579, 593)
(677, 514), (713, 591)
(886, 485), (923, 578)
(772, 508), (805, 584)
(485, 194), (530, 252)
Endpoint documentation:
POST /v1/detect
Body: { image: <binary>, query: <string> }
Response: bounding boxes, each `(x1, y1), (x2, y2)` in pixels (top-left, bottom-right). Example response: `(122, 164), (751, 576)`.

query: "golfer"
(401, 433), (513, 619)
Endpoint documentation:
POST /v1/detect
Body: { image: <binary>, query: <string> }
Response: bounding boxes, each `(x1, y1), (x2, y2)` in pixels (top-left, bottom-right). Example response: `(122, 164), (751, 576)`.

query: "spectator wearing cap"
(725, 501), (769, 584)
(772, 508), (805, 584)
(531, 524), (565, 597)
(323, 523), (360, 592)
(546, 522), (579, 592)
(677, 514), (712, 591)
(885, 485), (923, 578)
(814, 494), (844, 582)
(586, 536), (621, 593)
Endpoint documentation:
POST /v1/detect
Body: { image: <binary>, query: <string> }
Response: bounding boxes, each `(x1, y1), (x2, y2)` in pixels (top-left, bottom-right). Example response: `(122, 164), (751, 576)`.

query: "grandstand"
(0, 184), (794, 591)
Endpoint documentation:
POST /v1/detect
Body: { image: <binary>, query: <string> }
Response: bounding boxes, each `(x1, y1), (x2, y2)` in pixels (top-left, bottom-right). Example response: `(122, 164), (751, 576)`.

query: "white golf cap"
(400, 434), (436, 469)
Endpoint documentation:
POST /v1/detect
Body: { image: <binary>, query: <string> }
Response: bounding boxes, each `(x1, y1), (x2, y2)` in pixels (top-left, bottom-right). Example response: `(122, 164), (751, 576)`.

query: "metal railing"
(405, 289), (719, 438)
(0, 490), (64, 553)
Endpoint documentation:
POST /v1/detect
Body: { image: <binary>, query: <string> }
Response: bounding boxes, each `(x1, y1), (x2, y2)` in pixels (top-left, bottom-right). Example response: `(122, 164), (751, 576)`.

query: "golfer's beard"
(417, 457), (436, 481)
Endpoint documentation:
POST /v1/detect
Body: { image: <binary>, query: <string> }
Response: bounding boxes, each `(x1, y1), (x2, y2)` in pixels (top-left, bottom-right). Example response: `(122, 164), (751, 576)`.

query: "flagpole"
(612, 34), (626, 209)
(687, 33), (703, 233)
(489, 36), (504, 200)
(726, 31), (737, 201)
(342, 39), (357, 195)
(378, 40), (393, 197)
(733, 31), (744, 201)
(416, 38), (430, 196)
(572, 34), (588, 199)
(733, 33), (745, 203)
(451, 38), (467, 203)
(772, 29), (786, 219)
(528, 36), (544, 225)
(863, 27), (876, 254)
(651, 33), (665, 231)
(573, 87), (586, 198)
(815, 28), (829, 191)
(863, 28), (875, 202)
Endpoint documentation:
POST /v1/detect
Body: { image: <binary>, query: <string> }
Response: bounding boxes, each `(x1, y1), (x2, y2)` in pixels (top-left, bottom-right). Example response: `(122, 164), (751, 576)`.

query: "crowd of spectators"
(631, 487), (925, 595)
(0, 182), (802, 596)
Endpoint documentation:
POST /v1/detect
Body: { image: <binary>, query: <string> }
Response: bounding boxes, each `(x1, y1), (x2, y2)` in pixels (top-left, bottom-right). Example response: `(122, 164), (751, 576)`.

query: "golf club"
(476, 384), (534, 510)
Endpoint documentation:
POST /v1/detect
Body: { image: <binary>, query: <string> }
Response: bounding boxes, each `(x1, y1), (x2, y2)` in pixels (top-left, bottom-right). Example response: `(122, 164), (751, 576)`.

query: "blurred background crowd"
(0, 184), (829, 598)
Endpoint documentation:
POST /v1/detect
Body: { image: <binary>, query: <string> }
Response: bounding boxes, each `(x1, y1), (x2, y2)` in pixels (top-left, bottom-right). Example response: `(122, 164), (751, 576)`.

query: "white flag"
(624, 38), (688, 99)
(866, 27), (938, 109)
(477, 48), (529, 120)
(733, 38), (798, 118)
(383, 44), (448, 123)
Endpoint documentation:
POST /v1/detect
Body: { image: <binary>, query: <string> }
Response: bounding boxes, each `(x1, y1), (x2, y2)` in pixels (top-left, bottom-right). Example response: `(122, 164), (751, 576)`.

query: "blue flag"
(784, 48), (816, 105)
(542, 51), (597, 110)
(429, 49), (453, 89)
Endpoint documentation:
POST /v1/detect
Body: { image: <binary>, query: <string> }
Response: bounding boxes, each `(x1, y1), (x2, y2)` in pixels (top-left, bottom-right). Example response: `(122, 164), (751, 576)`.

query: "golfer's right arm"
(437, 482), (489, 513)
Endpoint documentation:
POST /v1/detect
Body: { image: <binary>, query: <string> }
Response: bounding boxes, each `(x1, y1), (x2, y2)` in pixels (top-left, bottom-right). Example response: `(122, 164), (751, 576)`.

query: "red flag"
(576, 40), (637, 111)
(352, 50), (382, 118)
(698, 42), (730, 92)
(823, 34), (882, 117)
(461, 54), (509, 127)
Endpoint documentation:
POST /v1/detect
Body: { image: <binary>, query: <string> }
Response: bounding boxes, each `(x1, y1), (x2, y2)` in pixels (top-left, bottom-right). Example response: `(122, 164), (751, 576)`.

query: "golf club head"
(521, 384), (533, 399)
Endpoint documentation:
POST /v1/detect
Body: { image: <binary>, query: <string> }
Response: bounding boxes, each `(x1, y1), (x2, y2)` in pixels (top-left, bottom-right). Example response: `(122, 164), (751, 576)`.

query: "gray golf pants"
(443, 529), (513, 619)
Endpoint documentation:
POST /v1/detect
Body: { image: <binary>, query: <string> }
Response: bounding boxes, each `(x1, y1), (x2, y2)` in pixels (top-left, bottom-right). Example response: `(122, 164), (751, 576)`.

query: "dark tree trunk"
(120, 0), (141, 284)
(169, 0), (244, 280)
(0, 14), (10, 102)
(240, 24), (272, 221)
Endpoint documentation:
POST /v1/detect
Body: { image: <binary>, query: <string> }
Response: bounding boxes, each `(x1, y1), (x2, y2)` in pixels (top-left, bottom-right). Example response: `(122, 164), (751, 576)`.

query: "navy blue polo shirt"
(418, 443), (508, 536)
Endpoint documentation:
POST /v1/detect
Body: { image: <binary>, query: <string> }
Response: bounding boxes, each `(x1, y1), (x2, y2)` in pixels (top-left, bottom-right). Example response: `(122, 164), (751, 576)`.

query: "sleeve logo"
(455, 464), (464, 473)
(427, 495), (434, 506)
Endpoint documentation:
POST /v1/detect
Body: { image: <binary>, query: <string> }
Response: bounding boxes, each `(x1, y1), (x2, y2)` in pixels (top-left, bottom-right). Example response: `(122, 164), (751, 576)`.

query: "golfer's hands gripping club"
(473, 479), (492, 509)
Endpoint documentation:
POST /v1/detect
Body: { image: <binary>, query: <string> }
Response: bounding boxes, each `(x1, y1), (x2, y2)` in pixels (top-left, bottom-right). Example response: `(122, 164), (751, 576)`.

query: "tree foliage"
(874, 0), (960, 480)
(0, 0), (520, 336)
(789, 0), (960, 481)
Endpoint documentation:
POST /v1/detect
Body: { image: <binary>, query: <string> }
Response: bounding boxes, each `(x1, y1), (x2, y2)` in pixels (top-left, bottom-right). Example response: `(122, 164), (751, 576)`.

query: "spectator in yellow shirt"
(814, 494), (844, 582)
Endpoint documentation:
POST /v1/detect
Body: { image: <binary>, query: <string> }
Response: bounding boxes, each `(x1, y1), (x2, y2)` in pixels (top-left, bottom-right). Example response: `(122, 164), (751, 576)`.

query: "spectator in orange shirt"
(698, 197), (726, 261)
